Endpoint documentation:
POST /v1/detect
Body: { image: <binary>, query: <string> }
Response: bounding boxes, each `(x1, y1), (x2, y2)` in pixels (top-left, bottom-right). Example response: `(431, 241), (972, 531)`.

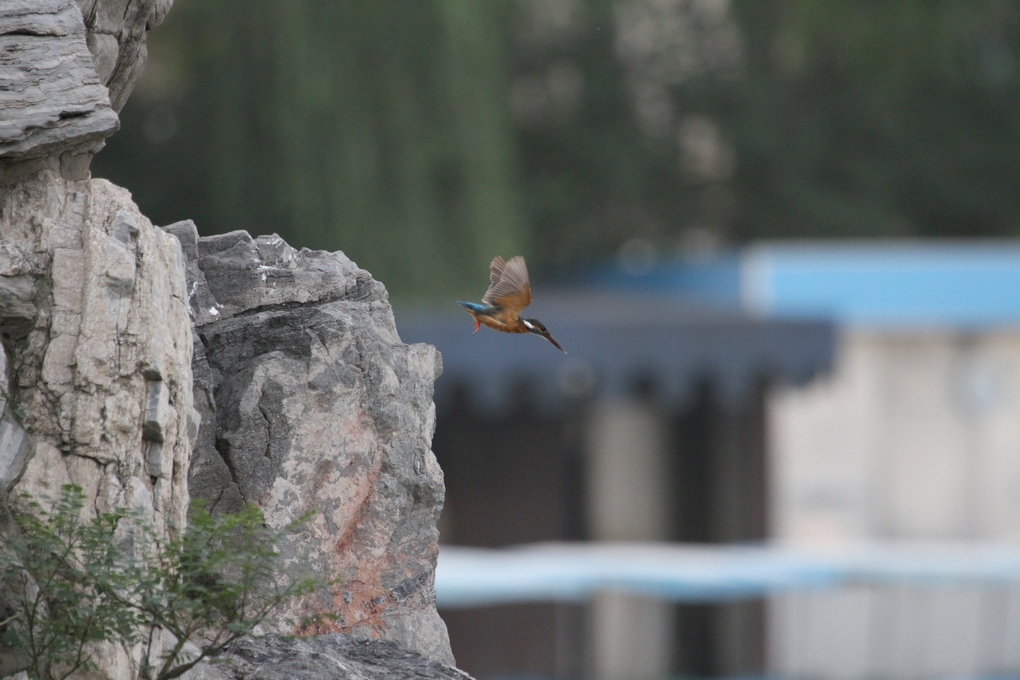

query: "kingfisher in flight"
(458, 255), (567, 353)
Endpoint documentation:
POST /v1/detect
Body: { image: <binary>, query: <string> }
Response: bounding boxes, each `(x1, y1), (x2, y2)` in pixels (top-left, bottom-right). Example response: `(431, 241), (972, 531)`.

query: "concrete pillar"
(585, 398), (673, 679)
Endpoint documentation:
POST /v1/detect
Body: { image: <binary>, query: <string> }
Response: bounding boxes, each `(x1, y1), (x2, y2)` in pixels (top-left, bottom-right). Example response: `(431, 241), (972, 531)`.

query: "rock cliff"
(0, 170), (197, 678)
(165, 223), (452, 664)
(0, 0), (170, 182)
(0, 0), (455, 676)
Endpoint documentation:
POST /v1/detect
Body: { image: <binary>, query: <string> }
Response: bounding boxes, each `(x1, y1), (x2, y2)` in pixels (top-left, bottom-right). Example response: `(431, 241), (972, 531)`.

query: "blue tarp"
(435, 542), (1020, 608)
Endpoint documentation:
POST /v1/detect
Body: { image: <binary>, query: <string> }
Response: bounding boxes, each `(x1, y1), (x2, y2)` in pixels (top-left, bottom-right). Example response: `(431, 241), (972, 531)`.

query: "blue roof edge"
(571, 241), (1020, 329)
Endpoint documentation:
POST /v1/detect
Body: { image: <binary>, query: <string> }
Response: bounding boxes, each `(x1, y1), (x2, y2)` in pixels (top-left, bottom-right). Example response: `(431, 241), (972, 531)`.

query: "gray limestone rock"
(0, 0), (170, 180)
(76, 0), (174, 112)
(185, 634), (471, 680)
(0, 241), (40, 340)
(0, 172), (194, 531)
(1, 0), (456, 671)
(0, 1), (118, 175)
(0, 171), (197, 677)
(167, 228), (454, 665)
(0, 414), (31, 495)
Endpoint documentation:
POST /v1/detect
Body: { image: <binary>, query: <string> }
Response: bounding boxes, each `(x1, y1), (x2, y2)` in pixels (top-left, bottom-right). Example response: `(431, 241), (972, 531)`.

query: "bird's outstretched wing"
(482, 255), (532, 315)
(489, 256), (507, 287)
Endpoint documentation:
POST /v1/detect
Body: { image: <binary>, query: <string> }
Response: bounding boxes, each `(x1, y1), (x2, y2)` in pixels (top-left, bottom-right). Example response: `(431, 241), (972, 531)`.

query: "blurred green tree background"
(93, 0), (1020, 301)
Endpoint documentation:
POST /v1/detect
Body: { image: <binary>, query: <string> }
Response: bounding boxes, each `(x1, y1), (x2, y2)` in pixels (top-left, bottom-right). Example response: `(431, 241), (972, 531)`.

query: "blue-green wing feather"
(458, 301), (495, 314)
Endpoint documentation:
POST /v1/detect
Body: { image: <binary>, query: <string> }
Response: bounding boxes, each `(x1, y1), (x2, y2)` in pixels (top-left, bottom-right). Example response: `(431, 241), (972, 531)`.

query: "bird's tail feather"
(457, 301), (492, 313)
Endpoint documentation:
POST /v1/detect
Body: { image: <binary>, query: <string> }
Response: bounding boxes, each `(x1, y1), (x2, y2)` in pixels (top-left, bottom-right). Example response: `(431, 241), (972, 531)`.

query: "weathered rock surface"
(1, 0), (457, 675)
(76, 0), (174, 112)
(0, 1), (190, 675)
(165, 223), (454, 665)
(0, 171), (194, 526)
(1, 193), (456, 674)
(0, 1), (117, 176)
(0, 170), (197, 675)
(185, 634), (470, 680)
(0, 0), (170, 180)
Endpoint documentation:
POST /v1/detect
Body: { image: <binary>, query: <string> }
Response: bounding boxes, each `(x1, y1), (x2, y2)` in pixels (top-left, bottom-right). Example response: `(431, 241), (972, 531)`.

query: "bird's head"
(522, 318), (567, 353)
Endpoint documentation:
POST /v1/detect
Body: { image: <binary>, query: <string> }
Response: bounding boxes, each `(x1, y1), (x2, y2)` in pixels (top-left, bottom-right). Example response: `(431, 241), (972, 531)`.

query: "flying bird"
(458, 256), (567, 353)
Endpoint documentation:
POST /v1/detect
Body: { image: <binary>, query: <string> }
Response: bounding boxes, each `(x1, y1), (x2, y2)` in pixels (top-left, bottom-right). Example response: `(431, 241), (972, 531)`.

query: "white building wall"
(767, 329), (1020, 678)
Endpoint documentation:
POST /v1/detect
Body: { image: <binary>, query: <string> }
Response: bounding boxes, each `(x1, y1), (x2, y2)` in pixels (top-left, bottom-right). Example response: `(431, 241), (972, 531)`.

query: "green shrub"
(0, 485), (316, 680)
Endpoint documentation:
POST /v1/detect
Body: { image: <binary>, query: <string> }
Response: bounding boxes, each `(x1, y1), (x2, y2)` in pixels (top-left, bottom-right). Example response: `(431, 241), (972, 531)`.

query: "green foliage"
(0, 486), (316, 680)
(126, 501), (317, 679)
(0, 487), (136, 679)
(93, 0), (1020, 301)
(690, 0), (1020, 241)
(95, 0), (526, 301)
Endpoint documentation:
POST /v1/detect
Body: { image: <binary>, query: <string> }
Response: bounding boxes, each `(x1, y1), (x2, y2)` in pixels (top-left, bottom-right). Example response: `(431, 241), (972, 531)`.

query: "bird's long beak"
(544, 332), (567, 354)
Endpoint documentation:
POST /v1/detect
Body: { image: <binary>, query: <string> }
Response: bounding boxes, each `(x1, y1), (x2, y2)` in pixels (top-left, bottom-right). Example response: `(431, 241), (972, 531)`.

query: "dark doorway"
(434, 381), (769, 678)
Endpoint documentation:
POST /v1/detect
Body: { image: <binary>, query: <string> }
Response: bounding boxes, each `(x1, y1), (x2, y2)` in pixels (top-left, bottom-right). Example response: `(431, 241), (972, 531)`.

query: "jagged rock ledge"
(186, 634), (470, 680)
(164, 222), (453, 665)
(0, 0), (172, 182)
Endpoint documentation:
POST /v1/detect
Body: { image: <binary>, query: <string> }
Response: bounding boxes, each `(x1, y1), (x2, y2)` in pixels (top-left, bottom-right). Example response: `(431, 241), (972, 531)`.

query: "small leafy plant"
(0, 486), (136, 679)
(0, 485), (316, 680)
(0, 387), (26, 423)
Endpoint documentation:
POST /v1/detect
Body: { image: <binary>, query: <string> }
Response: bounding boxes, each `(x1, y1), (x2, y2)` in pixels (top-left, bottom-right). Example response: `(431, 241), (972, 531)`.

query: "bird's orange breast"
(475, 310), (528, 334)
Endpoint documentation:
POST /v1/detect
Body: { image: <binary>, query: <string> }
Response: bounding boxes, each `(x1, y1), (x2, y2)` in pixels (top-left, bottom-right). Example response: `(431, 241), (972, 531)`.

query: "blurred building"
(756, 243), (1020, 679)
(401, 259), (834, 678)
(400, 241), (1020, 679)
